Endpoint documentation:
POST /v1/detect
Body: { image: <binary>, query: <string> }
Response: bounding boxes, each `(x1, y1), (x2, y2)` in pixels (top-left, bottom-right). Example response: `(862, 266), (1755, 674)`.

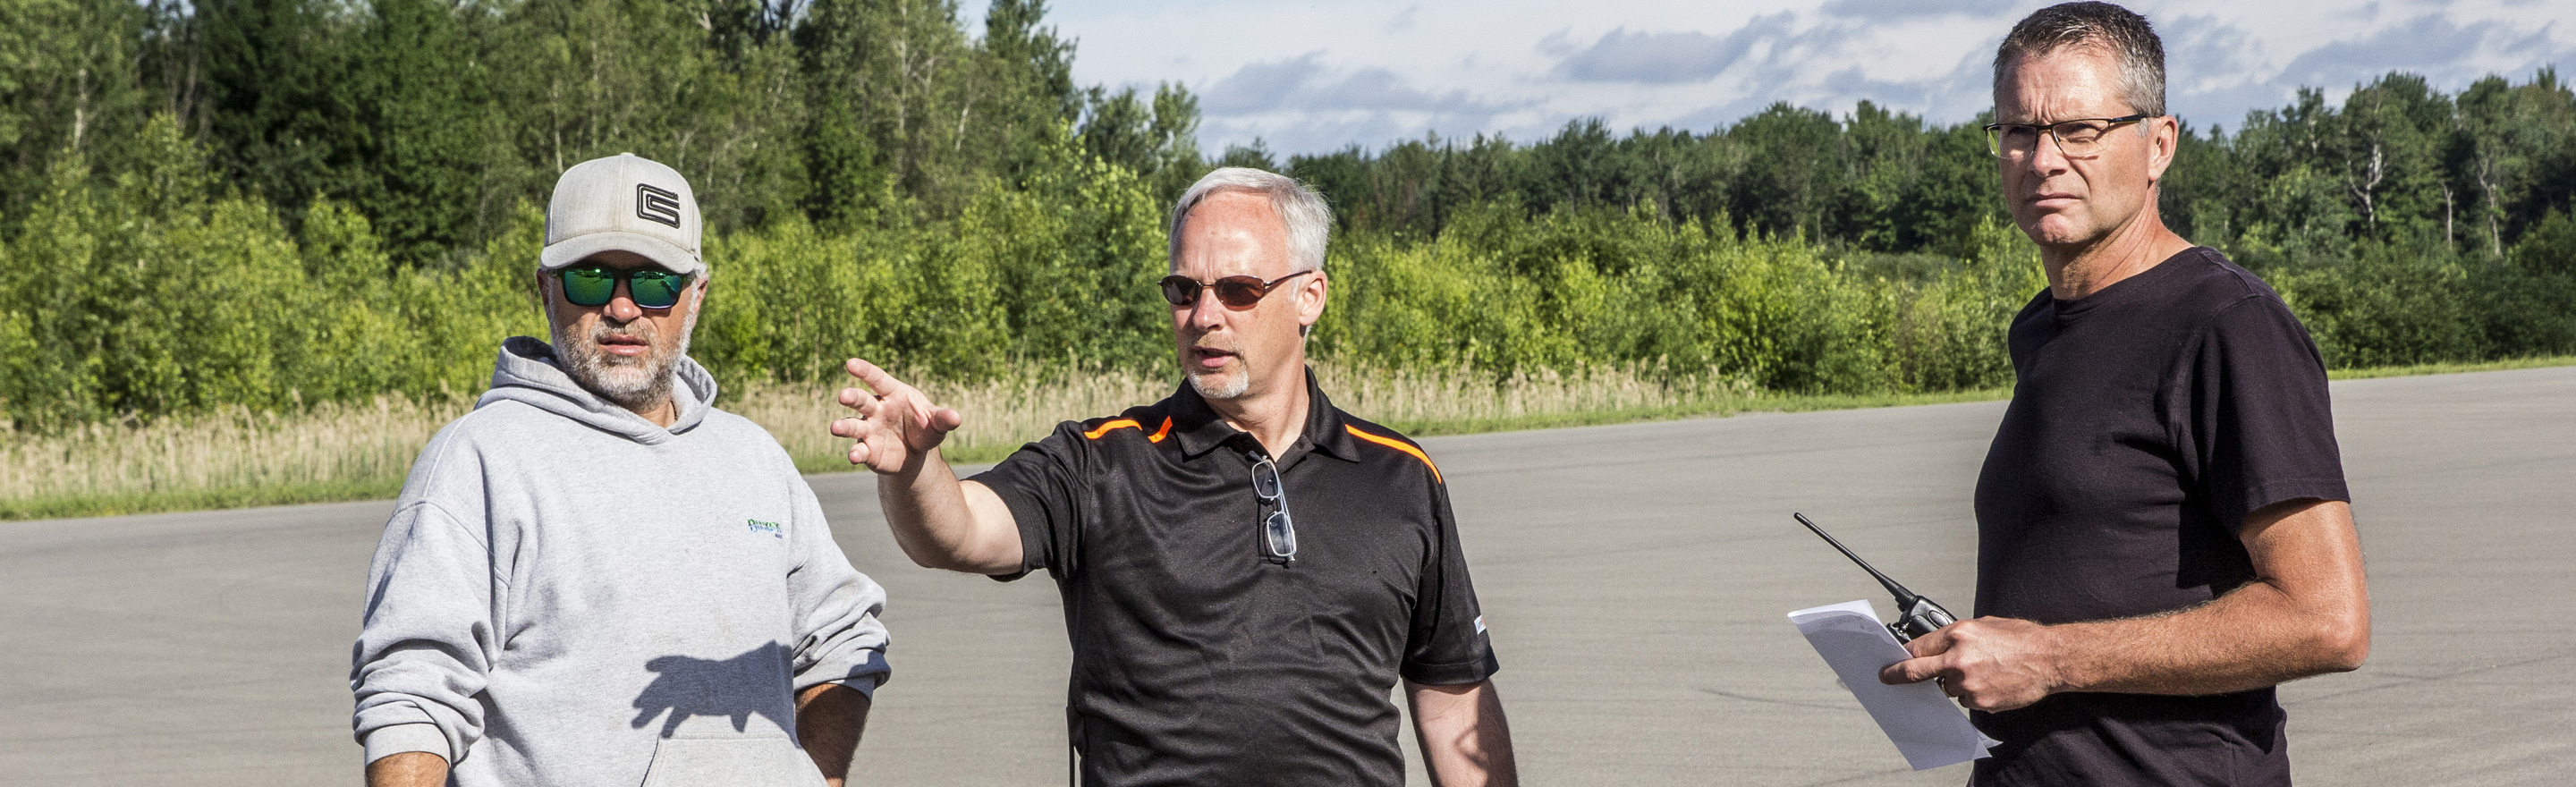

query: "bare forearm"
(796, 682), (871, 787)
(1885, 499), (2368, 711)
(877, 450), (969, 565)
(365, 751), (447, 787)
(1408, 681), (1518, 787)
(2044, 500), (2368, 696)
(876, 454), (1017, 573)
(2053, 575), (2368, 695)
(837, 359), (1017, 573)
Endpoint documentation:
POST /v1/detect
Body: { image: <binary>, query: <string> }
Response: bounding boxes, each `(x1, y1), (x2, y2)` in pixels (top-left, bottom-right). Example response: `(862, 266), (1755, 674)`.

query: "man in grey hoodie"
(352, 154), (891, 787)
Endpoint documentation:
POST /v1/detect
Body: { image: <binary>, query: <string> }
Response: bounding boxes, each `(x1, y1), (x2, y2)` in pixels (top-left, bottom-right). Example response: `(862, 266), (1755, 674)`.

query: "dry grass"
(2322, 353), (2576, 380)
(733, 369), (1179, 472)
(0, 364), (1766, 520)
(729, 363), (1767, 471)
(0, 395), (468, 518)
(20, 353), (2564, 520)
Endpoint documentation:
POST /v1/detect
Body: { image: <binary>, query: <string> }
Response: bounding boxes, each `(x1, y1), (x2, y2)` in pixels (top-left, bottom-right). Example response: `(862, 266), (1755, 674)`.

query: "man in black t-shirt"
(827, 167), (1516, 786)
(1877, 4), (2371, 786)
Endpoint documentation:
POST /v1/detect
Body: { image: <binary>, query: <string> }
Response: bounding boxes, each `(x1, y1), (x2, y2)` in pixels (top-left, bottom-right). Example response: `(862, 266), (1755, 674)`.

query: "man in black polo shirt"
(828, 167), (1516, 786)
(1877, 4), (2371, 785)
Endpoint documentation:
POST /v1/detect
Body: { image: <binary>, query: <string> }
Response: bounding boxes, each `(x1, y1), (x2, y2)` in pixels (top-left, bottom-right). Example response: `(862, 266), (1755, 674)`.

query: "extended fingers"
(844, 358), (904, 395)
(847, 432), (901, 470)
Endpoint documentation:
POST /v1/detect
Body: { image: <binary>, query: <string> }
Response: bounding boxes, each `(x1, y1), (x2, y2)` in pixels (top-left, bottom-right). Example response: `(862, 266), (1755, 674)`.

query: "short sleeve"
(1399, 475), (1501, 685)
(2186, 295), (2351, 531)
(967, 426), (1089, 581)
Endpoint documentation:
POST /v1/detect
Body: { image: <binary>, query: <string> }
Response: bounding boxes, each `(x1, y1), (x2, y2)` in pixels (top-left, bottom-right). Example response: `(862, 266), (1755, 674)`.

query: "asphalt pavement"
(4, 366), (2571, 785)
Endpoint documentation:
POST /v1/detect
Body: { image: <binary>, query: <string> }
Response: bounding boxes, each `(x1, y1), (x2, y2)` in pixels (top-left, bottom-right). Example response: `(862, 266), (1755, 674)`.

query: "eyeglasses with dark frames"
(1160, 270), (1313, 309)
(1984, 114), (2153, 159)
(1251, 456), (1296, 564)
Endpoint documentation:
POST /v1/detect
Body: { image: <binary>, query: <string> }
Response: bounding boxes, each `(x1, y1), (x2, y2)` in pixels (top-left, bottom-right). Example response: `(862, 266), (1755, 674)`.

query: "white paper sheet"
(1787, 599), (1997, 770)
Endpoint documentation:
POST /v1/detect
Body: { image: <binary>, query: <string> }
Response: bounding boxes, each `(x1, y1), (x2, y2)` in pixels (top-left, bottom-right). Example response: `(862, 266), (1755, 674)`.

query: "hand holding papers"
(1787, 599), (1996, 770)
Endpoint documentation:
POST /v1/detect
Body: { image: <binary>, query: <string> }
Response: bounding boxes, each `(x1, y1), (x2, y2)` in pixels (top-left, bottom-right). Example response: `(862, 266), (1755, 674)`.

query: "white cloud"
(1032, 0), (2576, 155)
(1817, 0), (2016, 21)
(2273, 14), (2559, 87)
(1551, 16), (1794, 84)
(1193, 52), (1527, 154)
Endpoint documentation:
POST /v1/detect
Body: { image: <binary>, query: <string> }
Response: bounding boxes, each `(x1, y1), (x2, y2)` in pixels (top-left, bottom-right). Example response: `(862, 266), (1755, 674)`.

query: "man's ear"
(1298, 268), (1329, 326)
(2146, 115), (2180, 184)
(533, 273), (564, 334)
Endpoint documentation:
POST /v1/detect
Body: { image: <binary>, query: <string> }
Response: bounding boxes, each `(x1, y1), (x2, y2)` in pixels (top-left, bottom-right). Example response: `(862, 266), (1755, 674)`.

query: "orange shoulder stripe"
(1343, 425), (1443, 483)
(1082, 419), (1140, 439)
(1083, 417), (1174, 443)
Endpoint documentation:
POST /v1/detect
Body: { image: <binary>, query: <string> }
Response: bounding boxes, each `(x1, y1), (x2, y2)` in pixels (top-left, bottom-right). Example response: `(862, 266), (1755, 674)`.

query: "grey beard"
(551, 313), (693, 412)
(1188, 368), (1250, 401)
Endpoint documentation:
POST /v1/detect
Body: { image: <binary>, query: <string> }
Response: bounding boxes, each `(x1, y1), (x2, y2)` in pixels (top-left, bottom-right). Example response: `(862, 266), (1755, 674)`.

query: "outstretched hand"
(1877, 616), (2064, 713)
(830, 359), (964, 475)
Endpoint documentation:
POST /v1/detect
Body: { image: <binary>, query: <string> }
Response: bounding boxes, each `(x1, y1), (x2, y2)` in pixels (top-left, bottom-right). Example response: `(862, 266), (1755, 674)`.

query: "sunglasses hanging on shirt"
(1251, 455), (1297, 564)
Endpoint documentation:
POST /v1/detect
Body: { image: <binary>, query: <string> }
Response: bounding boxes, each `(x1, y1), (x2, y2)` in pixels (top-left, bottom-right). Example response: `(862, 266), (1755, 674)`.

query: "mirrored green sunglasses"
(555, 266), (693, 309)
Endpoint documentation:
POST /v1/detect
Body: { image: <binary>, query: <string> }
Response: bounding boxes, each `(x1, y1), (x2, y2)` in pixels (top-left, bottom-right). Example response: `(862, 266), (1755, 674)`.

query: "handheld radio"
(1793, 512), (1957, 643)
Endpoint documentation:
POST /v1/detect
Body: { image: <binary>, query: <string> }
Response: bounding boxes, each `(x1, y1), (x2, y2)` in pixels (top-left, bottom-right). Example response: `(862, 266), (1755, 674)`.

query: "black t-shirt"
(1971, 247), (2350, 786)
(970, 372), (1499, 787)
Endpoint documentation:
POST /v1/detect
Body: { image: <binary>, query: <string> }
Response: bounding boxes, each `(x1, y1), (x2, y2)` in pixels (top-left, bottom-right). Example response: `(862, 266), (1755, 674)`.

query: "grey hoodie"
(352, 337), (890, 786)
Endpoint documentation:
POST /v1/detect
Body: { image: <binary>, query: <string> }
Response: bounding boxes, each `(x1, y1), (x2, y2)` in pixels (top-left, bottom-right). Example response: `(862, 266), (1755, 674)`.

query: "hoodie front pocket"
(638, 733), (829, 787)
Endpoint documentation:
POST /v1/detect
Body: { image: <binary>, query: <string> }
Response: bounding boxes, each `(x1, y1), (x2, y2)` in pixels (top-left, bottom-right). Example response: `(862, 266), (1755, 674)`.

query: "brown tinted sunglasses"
(1158, 270), (1312, 309)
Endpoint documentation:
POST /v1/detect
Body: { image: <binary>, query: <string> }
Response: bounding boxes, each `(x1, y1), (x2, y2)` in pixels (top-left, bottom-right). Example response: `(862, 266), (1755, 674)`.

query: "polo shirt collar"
(1166, 367), (1361, 463)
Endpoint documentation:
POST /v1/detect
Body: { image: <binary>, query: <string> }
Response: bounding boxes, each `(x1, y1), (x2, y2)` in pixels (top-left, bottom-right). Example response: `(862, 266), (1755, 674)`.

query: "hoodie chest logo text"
(745, 519), (783, 539)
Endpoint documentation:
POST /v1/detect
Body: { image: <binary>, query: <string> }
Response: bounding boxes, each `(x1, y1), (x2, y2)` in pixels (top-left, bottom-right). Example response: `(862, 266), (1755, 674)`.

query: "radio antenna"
(1793, 512), (1921, 606)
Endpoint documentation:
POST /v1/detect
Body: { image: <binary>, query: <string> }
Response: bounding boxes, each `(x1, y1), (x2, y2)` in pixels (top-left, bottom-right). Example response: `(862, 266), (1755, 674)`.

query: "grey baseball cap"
(539, 153), (705, 275)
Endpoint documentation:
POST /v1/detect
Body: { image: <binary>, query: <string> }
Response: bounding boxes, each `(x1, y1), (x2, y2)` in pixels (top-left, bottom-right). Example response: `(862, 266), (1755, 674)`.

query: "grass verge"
(2324, 354), (2576, 380)
(7, 355), (2572, 520)
(0, 478), (406, 521)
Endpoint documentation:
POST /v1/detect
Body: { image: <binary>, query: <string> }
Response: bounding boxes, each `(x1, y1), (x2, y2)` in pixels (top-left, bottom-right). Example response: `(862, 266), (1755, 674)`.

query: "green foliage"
(1285, 100), (2006, 255)
(1318, 206), (2041, 395)
(0, 115), (549, 429)
(2267, 242), (2487, 368)
(0, 0), (153, 220)
(343, 0), (499, 263)
(1, 1), (2573, 433)
(698, 133), (1168, 387)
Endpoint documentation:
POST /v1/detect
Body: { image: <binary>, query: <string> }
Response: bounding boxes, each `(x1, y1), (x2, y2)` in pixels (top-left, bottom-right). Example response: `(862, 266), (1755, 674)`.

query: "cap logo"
(636, 183), (683, 228)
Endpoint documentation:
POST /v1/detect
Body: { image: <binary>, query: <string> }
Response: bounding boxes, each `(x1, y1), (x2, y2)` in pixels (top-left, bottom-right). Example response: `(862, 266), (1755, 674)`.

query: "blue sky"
(993, 0), (2576, 156)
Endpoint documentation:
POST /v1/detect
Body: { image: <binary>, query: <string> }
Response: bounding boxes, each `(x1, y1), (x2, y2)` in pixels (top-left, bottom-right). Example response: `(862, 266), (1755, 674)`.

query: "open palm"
(829, 359), (964, 474)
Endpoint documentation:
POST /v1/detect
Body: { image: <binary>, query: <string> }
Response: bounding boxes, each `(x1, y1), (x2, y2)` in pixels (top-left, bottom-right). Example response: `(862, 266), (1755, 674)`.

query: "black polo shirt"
(970, 372), (1500, 787)
(1972, 247), (2350, 786)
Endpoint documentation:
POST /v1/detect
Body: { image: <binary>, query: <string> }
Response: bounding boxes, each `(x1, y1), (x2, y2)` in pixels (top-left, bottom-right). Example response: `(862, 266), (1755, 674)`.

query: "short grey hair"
(1994, 2), (2166, 118)
(1167, 167), (1333, 273)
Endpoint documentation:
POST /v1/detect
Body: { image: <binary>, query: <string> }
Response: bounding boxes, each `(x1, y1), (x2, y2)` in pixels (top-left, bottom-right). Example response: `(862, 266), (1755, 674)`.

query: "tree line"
(0, 0), (1201, 263)
(1276, 72), (2576, 267)
(1, 0), (2571, 431)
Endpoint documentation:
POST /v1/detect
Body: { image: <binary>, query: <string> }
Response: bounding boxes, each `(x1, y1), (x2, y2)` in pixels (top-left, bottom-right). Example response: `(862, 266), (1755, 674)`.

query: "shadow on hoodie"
(631, 641), (798, 738)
